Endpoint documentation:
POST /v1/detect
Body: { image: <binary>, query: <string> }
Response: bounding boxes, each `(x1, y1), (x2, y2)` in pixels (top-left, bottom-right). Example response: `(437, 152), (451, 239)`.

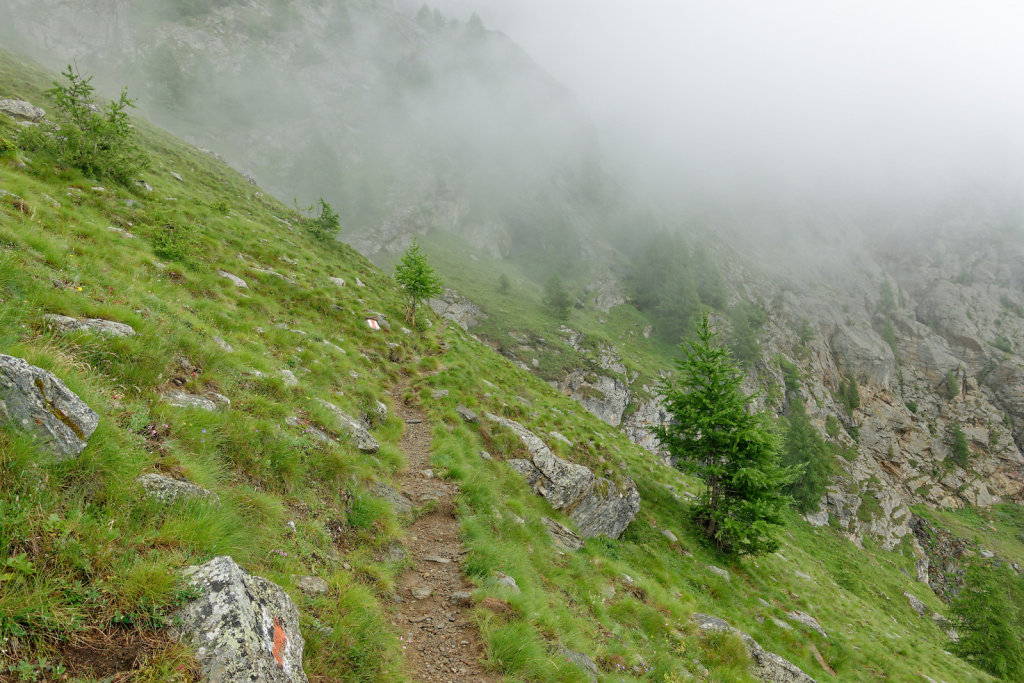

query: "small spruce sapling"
(394, 239), (442, 328)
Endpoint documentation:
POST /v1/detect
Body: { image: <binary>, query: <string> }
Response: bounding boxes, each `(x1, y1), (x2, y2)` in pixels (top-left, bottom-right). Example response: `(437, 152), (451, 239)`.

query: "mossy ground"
(0, 48), (1010, 682)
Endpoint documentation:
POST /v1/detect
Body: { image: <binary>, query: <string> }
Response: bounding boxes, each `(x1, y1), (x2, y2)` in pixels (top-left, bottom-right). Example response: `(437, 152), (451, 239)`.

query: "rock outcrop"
(691, 613), (816, 683)
(0, 98), (45, 121)
(0, 354), (98, 460)
(173, 556), (308, 682)
(43, 314), (138, 337)
(428, 288), (486, 330)
(318, 400), (379, 453)
(137, 473), (219, 505)
(488, 414), (639, 538)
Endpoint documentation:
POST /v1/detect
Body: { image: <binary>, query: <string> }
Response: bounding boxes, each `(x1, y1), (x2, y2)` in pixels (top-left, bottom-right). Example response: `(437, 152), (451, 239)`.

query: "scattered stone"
(422, 554), (450, 564)
(451, 591), (473, 606)
(479, 450), (493, 461)
(293, 575), (329, 596)
(542, 517), (584, 552)
(794, 570), (812, 580)
(786, 610), (828, 638)
(210, 392), (231, 409)
(0, 98), (45, 121)
(173, 556), (308, 682)
(904, 592), (926, 617)
(980, 549), (995, 559)
(212, 336), (234, 353)
(284, 416), (333, 444)
(318, 400), (379, 453)
(692, 613), (816, 683)
(662, 529), (679, 543)
(43, 313), (137, 337)
(163, 390), (218, 411)
(218, 270), (248, 288)
(420, 469), (434, 479)
(382, 545), (406, 563)
(370, 482), (413, 517)
(107, 225), (136, 239)
(170, 171), (184, 182)
(432, 389), (450, 399)
(549, 431), (572, 445)
(137, 473), (218, 504)
(558, 647), (599, 683)
(931, 612), (959, 642)
(329, 276), (346, 287)
(0, 354), (98, 461)
(137, 180), (153, 192)
(706, 565), (730, 582)
(355, 277), (365, 287)
(370, 400), (388, 426)
(455, 405), (478, 423)
(770, 617), (793, 630)
(495, 573), (520, 593)
(280, 369), (299, 387)
(411, 585), (432, 600)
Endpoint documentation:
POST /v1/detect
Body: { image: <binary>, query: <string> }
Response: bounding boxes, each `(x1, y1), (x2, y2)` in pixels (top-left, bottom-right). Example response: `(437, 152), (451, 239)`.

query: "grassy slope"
(0, 49), (1005, 682)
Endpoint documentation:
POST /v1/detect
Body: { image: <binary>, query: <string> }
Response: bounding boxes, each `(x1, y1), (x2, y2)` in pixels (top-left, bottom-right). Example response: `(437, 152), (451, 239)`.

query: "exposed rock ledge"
(487, 413), (639, 538)
(692, 613), (816, 683)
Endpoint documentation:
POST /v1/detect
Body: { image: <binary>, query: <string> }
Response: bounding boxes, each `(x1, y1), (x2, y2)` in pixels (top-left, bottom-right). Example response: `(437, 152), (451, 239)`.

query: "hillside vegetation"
(0, 48), (1014, 683)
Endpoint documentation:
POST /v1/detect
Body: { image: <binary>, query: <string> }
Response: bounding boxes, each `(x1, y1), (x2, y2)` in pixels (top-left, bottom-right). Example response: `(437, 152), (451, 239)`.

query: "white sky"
(419, 0), (1024, 202)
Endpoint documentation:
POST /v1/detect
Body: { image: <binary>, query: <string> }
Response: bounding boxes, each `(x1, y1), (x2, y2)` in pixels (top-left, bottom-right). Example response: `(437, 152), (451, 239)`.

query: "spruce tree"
(655, 313), (800, 555)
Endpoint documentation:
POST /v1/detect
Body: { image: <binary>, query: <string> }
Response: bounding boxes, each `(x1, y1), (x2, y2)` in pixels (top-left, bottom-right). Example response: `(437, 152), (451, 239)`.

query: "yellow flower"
(76, 287), (82, 291)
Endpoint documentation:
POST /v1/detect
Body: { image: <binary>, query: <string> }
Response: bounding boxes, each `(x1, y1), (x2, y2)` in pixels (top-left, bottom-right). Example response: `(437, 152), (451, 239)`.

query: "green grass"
(0, 46), (1012, 683)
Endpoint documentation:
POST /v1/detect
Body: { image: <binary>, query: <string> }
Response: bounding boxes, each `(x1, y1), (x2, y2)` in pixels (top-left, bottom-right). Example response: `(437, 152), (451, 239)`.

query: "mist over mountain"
(3, 3), (1024, 679)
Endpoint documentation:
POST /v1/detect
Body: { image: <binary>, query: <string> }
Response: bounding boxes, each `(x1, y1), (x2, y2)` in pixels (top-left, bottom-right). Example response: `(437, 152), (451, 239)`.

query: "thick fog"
(414, 0), (1024, 206)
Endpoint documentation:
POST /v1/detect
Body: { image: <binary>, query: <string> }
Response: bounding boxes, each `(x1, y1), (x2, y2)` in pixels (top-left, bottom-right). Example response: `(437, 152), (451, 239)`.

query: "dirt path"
(389, 385), (499, 683)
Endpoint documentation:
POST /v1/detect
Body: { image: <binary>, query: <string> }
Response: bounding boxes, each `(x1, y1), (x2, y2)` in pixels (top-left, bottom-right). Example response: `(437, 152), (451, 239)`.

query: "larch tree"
(394, 239), (442, 328)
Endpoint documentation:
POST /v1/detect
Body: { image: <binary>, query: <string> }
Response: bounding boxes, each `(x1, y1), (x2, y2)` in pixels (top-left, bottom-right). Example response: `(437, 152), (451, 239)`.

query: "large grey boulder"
(137, 473), (219, 505)
(0, 98), (45, 121)
(0, 354), (98, 460)
(173, 556), (308, 682)
(43, 313), (137, 338)
(318, 400), (379, 453)
(692, 613), (816, 683)
(488, 414), (639, 538)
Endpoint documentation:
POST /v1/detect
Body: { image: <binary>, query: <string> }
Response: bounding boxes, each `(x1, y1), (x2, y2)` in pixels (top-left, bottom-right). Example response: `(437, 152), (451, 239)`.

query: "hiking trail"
(388, 380), (498, 682)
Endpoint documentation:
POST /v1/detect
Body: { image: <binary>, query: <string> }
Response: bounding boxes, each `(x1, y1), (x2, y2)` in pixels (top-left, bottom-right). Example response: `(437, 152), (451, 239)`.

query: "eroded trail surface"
(389, 386), (498, 682)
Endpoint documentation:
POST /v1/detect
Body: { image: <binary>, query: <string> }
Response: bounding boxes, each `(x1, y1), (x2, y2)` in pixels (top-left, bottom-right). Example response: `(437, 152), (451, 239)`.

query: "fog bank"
(413, 1), (1024, 204)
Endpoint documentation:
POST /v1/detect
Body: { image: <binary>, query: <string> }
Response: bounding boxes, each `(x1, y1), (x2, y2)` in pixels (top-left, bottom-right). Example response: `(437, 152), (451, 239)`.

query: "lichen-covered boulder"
(43, 314), (137, 338)
(0, 354), (98, 460)
(487, 414), (594, 508)
(173, 556), (308, 682)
